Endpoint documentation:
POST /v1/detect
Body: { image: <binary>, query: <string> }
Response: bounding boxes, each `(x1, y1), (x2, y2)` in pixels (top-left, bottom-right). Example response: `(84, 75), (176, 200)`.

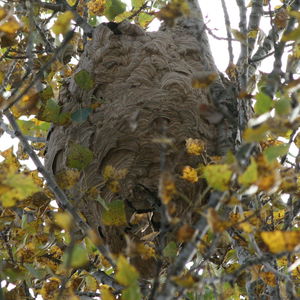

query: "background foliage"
(0, 0), (300, 299)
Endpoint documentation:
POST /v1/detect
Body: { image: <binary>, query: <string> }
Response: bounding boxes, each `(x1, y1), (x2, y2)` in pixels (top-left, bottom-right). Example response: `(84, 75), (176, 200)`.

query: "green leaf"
(138, 13), (154, 28)
(63, 244), (89, 268)
(37, 99), (70, 125)
(254, 92), (273, 115)
(66, 143), (93, 170)
(104, 0), (126, 21)
(275, 99), (291, 116)
(74, 69), (94, 91)
(131, 0), (144, 8)
(102, 200), (127, 226)
(238, 158), (258, 186)
(163, 241), (177, 258)
(263, 144), (289, 162)
(71, 107), (92, 122)
(16, 120), (35, 135)
(122, 283), (142, 300)
(24, 263), (46, 279)
(116, 255), (139, 286)
(243, 124), (269, 142)
(202, 164), (232, 191)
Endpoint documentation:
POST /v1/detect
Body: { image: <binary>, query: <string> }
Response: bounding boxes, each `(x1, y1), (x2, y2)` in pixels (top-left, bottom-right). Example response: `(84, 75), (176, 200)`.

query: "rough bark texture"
(45, 20), (234, 276)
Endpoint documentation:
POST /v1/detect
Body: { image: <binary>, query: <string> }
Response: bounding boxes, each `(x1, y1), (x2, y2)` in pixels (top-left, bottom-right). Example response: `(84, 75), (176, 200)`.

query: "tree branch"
(3, 110), (116, 268)
(220, 0), (234, 64)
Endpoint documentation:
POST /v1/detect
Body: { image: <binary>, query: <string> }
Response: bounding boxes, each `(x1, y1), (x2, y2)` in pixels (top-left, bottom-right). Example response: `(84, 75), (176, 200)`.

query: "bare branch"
(220, 0), (234, 64)
(1, 30), (75, 112)
(3, 110), (116, 268)
(247, 0), (263, 57)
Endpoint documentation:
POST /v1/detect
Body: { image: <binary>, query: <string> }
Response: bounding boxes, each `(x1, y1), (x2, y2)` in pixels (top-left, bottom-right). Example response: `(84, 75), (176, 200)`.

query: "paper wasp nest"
(45, 21), (219, 276)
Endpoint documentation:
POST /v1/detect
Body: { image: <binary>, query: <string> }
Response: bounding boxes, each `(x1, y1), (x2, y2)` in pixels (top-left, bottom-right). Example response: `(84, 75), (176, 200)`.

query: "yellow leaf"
(177, 224), (195, 242)
(115, 255), (139, 286)
(191, 72), (218, 88)
(55, 168), (81, 189)
(0, 16), (21, 34)
(203, 164), (232, 191)
(100, 285), (116, 300)
(248, 29), (258, 39)
(85, 275), (99, 292)
(231, 29), (247, 43)
(273, 209), (285, 221)
(102, 200), (127, 226)
(54, 212), (73, 230)
(87, 0), (106, 16)
(207, 208), (229, 233)
(185, 138), (205, 155)
(135, 243), (156, 259)
(261, 231), (300, 253)
(260, 271), (276, 286)
(239, 222), (253, 233)
(159, 172), (176, 204)
(155, 0), (190, 26)
(182, 166), (198, 183)
(172, 273), (197, 288)
(51, 11), (74, 35)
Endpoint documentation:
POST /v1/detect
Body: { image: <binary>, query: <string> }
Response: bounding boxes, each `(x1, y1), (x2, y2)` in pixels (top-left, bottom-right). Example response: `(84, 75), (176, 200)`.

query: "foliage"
(0, 0), (299, 299)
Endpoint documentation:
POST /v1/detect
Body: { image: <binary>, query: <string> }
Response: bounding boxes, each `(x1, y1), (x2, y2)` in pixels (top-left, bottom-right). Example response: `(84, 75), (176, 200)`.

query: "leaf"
(87, 0), (106, 16)
(172, 273), (197, 288)
(191, 72), (218, 88)
(254, 92), (273, 115)
(63, 244), (89, 267)
(51, 11), (74, 35)
(231, 29), (247, 43)
(260, 271), (276, 287)
(282, 25), (300, 42)
(181, 166), (199, 183)
(185, 138), (205, 155)
(100, 285), (116, 300)
(159, 172), (176, 204)
(116, 255), (139, 286)
(55, 168), (81, 189)
(207, 208), (229, 233)
(138, 13), (155, 28)
(238, 158), (258, 186)
(261, 231), (300, 253)
(37, 99), (70, 125)
(54, 212), (73, 231)
(66, 143), (93, 170)
(263, 144), (289, 162)
(102, 200), (127, 226)
(0, 172), (40, 207)
(122, 283), (142, 300)
(0, 16), (21, 35)
(71, 107), (93, 122)
(203, 164), (232, 191)
(243, 124), (269, 142)
(163, 241), (177, 258)
(74, 70), (94, 91)
(104, 0), (126, 21)
(131, 0), (144, 8)
(275, 99), (291, 116)
(177, 224), (195, 242)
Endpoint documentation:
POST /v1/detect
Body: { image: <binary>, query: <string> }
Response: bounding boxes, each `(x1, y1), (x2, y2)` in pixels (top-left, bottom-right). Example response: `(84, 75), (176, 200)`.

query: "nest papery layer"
(45, 21), (217, 274)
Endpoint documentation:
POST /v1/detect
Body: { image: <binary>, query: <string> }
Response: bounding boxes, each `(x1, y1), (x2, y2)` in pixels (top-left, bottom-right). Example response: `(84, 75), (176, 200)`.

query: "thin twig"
(220, 0), (234, 64)
(1, 30), (75, 112)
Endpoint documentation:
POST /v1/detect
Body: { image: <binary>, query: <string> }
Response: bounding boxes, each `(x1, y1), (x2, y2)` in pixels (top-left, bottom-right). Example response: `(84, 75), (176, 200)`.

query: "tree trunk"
(45, 2), (242, 277)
